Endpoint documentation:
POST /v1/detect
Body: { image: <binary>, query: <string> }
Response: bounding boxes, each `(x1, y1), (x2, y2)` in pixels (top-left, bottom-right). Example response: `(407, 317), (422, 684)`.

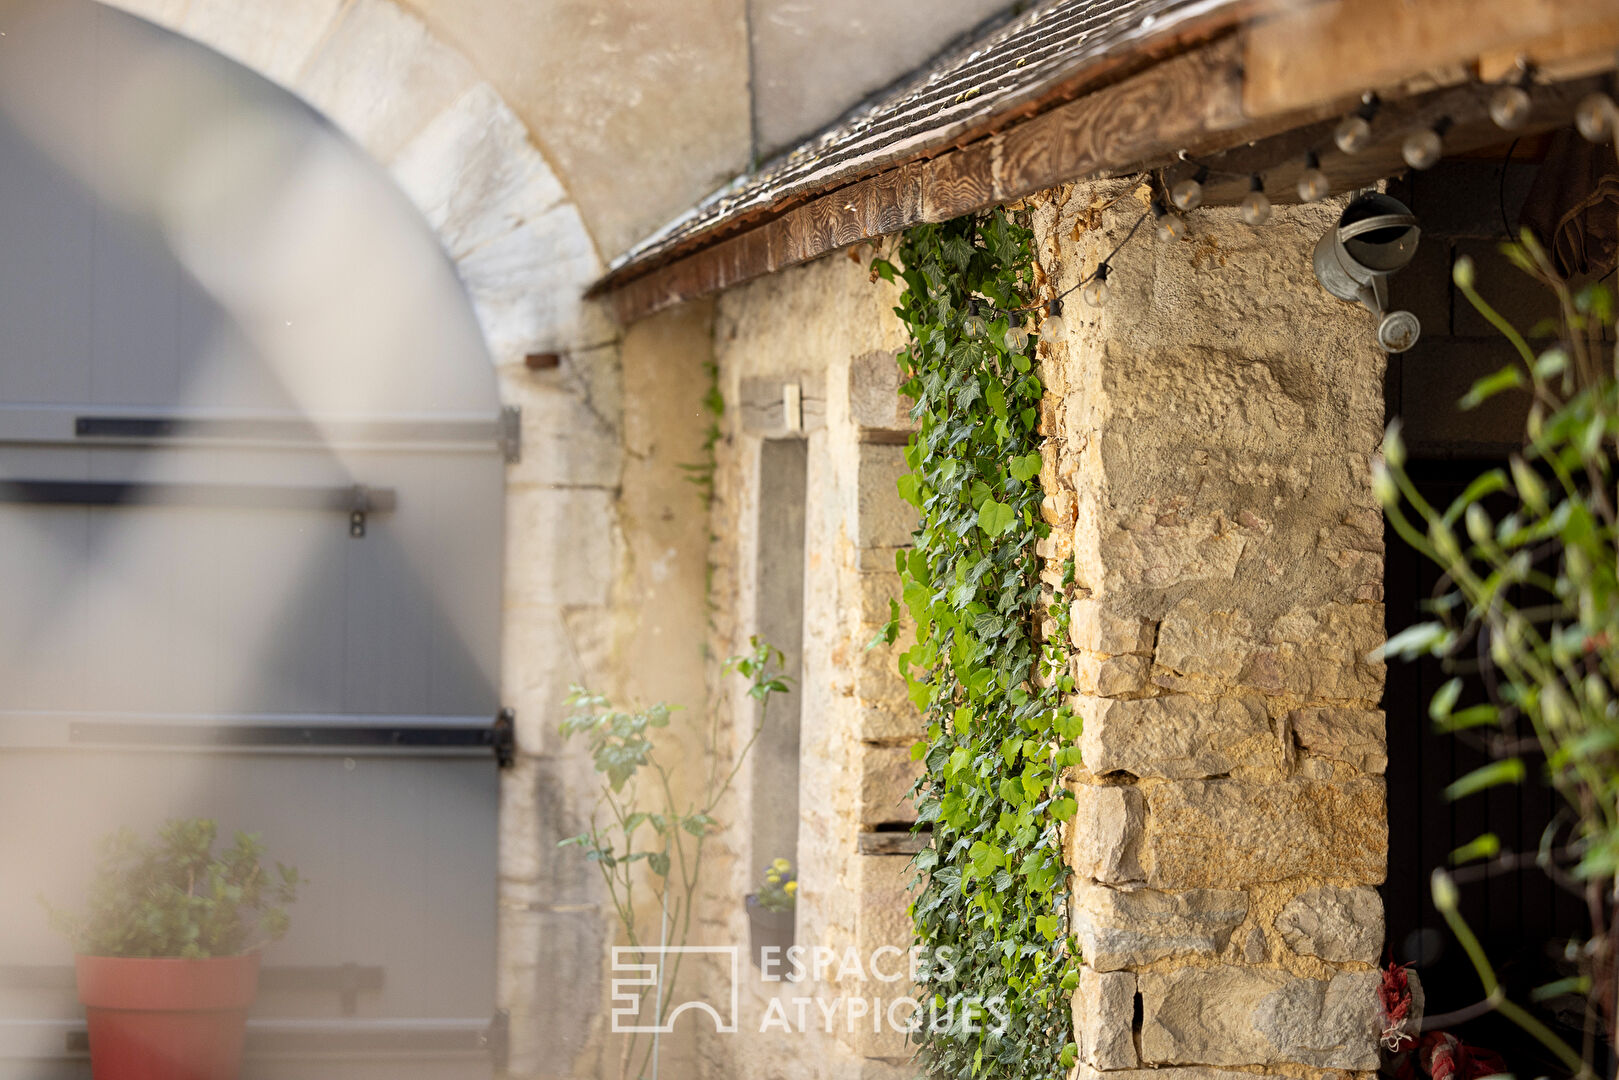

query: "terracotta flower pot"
(744, 894), (794, 971)
(75, 953), (260, 1080)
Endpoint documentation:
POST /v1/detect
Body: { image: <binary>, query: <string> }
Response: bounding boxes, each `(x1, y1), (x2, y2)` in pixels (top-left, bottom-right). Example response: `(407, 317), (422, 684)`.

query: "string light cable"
(958, 65), (1614, 336)
(955, 201), (1151, 338)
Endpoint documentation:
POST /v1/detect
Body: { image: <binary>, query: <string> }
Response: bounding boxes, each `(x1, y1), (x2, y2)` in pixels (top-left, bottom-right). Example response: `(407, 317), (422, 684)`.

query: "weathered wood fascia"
(598, 34), (1250, 325)
(595, 0), (1618, 326)
(590, 3), (1275, 301)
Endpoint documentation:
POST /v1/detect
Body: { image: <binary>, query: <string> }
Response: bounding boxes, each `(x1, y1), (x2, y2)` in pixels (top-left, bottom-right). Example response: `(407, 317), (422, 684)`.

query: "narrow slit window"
(750, 438), (808, 884)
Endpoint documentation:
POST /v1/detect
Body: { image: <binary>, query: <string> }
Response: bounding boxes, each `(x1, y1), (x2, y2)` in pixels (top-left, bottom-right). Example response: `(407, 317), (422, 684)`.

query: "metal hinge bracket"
(492, 708), (516, 768)
(499, 406), (522, 464)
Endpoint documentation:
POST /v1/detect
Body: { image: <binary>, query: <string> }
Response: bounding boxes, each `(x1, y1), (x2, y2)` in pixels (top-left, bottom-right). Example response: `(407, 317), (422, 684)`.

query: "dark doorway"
(1381, 152), (1603, 1074)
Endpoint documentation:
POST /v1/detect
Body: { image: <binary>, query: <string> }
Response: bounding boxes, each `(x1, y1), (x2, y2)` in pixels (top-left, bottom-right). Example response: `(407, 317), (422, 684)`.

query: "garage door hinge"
(482, 1008), (510, 1070)
(492, 708), (516, 768)
(499, 406), (522, 464)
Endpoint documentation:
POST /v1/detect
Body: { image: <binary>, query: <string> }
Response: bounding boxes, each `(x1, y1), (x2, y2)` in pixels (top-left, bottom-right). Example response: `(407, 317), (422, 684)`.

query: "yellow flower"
(766, 873), (780, 884)
(772, 858), (791, 873)
(783, 881), (798, 895)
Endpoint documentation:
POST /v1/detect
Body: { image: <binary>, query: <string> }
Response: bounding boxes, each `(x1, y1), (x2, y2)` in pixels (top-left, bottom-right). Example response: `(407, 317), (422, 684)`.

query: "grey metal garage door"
(0, 3), (505, 1076)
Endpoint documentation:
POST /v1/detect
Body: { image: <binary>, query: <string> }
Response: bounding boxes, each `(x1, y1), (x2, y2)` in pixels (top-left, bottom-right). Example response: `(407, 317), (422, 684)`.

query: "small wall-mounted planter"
(744, 894), (794, 971)
(76, 952), (260, 1080)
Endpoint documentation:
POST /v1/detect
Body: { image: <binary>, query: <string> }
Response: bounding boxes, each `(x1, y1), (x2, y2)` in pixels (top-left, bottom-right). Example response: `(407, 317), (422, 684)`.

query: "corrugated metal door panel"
(0, 2), (505, 1075)
(0, 446), (501, 719)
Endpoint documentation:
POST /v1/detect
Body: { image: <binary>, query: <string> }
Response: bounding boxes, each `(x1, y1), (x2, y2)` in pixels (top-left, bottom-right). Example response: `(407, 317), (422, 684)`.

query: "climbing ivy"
(871, 208), (1082, 1078)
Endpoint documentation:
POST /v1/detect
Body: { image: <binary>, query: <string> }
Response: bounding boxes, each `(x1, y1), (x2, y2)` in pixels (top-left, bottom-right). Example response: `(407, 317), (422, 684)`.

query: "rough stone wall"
(1028, 181), (1389, 1079)
(708, 249), (923, 1079)
(501, 304), (715, 1080)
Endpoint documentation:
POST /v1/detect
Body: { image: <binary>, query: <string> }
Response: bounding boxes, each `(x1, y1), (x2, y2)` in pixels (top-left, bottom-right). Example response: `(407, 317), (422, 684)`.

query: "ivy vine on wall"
(871, 208), (1082, 1077)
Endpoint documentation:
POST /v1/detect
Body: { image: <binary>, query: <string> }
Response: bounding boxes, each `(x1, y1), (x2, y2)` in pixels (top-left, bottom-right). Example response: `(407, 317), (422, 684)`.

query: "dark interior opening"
(1381, 148), (1611, 1074)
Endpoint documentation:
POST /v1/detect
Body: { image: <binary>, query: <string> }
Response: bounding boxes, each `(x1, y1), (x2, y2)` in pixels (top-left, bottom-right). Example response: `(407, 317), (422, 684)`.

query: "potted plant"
(46, 818), (300, 1080)
(745, 857), (797, 971)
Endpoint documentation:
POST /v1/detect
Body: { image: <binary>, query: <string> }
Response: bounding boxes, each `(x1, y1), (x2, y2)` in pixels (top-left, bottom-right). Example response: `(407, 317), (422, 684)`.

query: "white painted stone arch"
(104, 0), (610, 368)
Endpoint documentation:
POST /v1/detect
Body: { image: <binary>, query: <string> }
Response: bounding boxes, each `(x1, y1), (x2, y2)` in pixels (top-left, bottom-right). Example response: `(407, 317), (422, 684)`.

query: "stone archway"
(104, 0), (609, 368)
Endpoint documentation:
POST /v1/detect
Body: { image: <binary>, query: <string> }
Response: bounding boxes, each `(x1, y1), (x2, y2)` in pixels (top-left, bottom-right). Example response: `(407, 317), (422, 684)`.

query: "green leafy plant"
(753, 857), (797, 912)
(870, 208), (1081, 1078)
(559, 636), (788, 1080)
(48, 818), (300, 959)
(1377, 232), (1617, 1077)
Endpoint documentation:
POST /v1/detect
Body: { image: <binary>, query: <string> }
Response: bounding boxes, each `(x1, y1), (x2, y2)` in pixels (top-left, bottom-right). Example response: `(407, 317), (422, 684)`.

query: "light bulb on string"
(1004, 322), (1029, 351)
(1334, 93), (1379, 154)
(1489, 85), (1531, 130)
(1170, 164), (1209, 211)
(1334, 114), (1370, 154)
(1081, 264), (1110, 309)
(1576, 92), (1617, 142)
(1042, 297), (1066, 340)
(962, 299), (986, 339)
(1402, 117), (1450, 170)
(1239, 174), (1271, 226)
(1297, 150), (1329, 202)
(1152, 199), (1187, 242)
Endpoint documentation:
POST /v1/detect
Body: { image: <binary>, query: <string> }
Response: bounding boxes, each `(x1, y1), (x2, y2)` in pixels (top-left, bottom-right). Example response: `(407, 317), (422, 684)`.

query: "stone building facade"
(1032, 182), (1391, 1076)
(705, 254), (922, 1078)
(586, 3), (1619, 1072)
(652, 178), (1396, 1078)
(39, 0), (1617, 1077)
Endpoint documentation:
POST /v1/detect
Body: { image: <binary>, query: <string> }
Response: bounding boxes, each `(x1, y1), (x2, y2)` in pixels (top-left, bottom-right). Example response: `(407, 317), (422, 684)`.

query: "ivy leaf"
(896, 472), (923, 508)
(978, 499), (1015, 537)
(1009, 452), (1042, 482)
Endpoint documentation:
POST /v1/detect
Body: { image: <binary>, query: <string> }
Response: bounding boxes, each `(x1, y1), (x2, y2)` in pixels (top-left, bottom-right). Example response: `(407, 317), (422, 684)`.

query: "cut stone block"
(1072, 654), (1151, 698)
(1138, 967), (1380, 1070)
(857, 443), (919, 550)
(849, 349), (914, 433)
(860, 745), (921, 825)
(1076, 967), (1138, 1069)
(1068, 784), (1145, 885)
(1154, 600), (1385, 702)
(1070, 598), (1156, 656)
(1080, 695), (1276, 779)
(1071, 880), (1247, 971)
(1289, 707), (1387, 774)
(1276, 885), (1384, 963)
(1141, 778), (1386, 888)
